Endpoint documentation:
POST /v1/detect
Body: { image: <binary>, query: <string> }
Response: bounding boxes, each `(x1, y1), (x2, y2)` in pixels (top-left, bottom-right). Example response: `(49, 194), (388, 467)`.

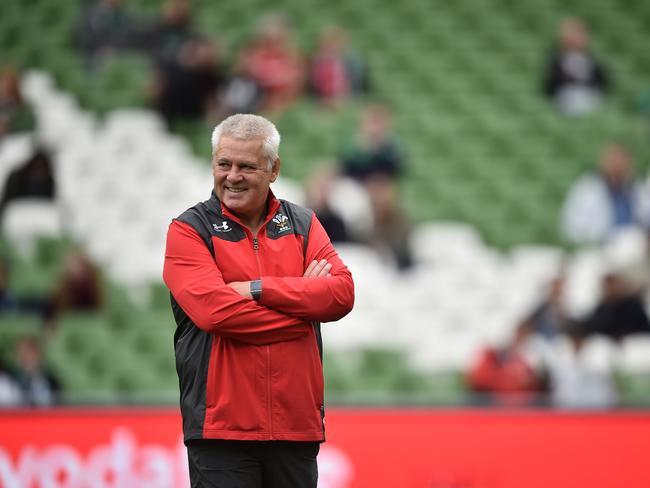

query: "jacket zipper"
(252, 237), (263, 273)
(252, 234), (273, 439)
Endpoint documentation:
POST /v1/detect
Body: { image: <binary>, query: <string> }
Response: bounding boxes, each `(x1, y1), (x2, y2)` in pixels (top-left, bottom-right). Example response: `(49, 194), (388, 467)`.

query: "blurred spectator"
(560, 142), (650, 245)
(583, 273), (650, 340)
(143, 0), (196, 63)
(238, 13), (306, 113)
(543, 323), (619, 409)
(0, 148), (56, 219)
(365, 175), (413, 270)
(76, 0), (138, 70)
(467, 322), (547, 406)
(525, 274), (571, 340)
(339, 104), (412, 268)
(0, 67), (35, 140)
(151, 36), (224, 125)
(209, 57), (264, 122)
(304, 166), (350, 243)
(12, 336), (61, 407)
(47, 249), (103, 319)
(542, 18), (610, 116)
(308, 26), (369, 107)
(0, 358), (22, 406)
(339, 103), (404, 182)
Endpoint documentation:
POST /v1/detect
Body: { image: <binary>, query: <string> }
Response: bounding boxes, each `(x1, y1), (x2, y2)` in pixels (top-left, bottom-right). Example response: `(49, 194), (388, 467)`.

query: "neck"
(232, 200), (270, 235)
(213, 191), (274, 234)
(240, 211), (267, 234)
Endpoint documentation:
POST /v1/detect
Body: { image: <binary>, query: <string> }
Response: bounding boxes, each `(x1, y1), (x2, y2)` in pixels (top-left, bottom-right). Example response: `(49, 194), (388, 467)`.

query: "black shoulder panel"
(176, 206), (216, 255)
(176, 195), (246, 250)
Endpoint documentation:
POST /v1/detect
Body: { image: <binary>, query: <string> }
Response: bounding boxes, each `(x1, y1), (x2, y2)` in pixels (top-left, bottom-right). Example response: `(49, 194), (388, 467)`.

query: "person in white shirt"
(560, 142), (650, 245)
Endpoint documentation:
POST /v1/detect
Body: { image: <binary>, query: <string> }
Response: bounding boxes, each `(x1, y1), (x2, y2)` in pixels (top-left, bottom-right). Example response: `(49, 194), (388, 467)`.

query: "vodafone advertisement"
(1, 408), (649, 488)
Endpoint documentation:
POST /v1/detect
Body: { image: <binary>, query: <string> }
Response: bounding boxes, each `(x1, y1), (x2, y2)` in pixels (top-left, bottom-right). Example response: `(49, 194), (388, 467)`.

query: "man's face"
(213, 136), (279, 226)
(601, 144), (631, 187)
(560, 20), (588, 51)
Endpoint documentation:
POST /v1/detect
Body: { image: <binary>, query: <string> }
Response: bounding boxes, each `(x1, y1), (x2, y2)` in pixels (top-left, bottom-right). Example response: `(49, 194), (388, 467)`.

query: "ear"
(270, 158), (281, 182)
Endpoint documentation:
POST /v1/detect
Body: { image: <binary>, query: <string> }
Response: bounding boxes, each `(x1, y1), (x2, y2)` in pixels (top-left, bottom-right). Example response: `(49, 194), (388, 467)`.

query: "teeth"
(226, 187), (245, 193)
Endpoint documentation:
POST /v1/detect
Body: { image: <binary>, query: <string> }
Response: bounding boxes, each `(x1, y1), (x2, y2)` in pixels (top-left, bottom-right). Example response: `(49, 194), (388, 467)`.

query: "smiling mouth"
(226, 187), (246, 193)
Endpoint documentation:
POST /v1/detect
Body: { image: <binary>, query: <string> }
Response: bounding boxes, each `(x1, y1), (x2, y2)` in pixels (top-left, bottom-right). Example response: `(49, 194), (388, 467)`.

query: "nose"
(225, 166), (244, 182)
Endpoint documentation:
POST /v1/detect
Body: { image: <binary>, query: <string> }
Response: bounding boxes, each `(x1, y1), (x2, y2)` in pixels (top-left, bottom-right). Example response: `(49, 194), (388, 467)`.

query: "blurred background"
(1, 0), (650, 435)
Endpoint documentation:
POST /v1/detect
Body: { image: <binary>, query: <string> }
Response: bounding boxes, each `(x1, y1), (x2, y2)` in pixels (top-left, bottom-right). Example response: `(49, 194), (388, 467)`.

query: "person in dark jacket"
(0, 148), (55, 220)
(151, 36), (223, 124)
(339, 104), (413, 269)
(142, 0), (195, 63)
(584, 273), (650, 340)
(163, 114), (354, 487)
(542, 18), (610, 116)
(76, 0), (138, 70)
(304, 166), (350, 244)
(12, 336), (61, 407)
(339, 103), (404, 182)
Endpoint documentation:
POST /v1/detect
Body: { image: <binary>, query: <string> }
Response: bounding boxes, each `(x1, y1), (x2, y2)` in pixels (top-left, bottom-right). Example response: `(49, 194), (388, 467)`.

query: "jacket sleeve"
(259, 213), (355, 322)
(163, 220), (311, 345)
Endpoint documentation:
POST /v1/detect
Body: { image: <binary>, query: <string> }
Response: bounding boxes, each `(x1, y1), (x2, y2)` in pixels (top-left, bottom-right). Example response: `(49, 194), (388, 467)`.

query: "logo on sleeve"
(212, 221), (231, 232)
(272, 213), (291, 233)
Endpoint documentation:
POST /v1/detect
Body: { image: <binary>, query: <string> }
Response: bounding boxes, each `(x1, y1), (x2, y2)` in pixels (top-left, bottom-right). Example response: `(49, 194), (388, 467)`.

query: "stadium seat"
(2, 200), (62, 258)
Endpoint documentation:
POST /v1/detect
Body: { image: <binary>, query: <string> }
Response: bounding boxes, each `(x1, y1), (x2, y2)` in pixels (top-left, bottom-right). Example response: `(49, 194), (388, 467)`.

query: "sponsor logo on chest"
(212, 221), (232, 232)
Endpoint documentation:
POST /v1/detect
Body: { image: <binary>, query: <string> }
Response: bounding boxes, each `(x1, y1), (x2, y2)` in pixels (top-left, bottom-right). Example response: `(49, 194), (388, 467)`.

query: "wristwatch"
(250, 280), (262, 301)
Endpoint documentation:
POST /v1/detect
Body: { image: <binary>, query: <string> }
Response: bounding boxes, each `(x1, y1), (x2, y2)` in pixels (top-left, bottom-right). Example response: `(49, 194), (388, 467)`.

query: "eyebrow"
(215, 158), (259, 167)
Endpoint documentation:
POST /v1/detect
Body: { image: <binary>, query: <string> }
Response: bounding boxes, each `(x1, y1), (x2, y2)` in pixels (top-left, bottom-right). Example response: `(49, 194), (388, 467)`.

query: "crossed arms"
(162, 215), (354, 346)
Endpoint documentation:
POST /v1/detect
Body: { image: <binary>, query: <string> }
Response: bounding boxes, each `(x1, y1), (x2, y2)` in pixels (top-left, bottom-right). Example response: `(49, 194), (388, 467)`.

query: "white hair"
(211, 114), (280, 170)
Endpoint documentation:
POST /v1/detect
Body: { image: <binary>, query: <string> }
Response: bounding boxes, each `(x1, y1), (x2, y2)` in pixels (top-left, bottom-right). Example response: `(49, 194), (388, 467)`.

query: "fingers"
(226, 281), (251, 298)
(303, 259), (318, 277)
(319, 262), (333, 277)
(309, 259), (327, 278)
(311, 259), (327, 277)
(304, 259), (332, 278)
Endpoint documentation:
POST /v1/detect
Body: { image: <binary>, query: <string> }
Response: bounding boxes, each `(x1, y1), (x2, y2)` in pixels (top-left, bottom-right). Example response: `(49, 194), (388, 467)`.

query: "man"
(12, 336), (61, 407)
(560, 142), (650, 245)
(163, 113), (354, 487)
(542, 18), (610, 116)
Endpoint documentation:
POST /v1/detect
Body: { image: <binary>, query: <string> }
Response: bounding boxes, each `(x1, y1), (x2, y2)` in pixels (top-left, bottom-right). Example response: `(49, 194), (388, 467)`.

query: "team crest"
(272, 213), (291, 233)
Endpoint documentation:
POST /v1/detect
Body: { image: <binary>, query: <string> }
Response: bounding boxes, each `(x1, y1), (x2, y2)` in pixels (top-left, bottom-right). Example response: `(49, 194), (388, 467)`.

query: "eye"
(216, 161), (230, 170)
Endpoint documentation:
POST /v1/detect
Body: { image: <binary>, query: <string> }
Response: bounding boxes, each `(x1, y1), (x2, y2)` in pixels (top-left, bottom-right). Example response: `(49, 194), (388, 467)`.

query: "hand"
(227, 281), (252, 299)
(303, 259), (332, 278)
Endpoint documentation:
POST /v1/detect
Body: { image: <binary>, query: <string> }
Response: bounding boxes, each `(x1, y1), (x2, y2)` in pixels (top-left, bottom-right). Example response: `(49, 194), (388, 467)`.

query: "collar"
(209, 190), (281, 229)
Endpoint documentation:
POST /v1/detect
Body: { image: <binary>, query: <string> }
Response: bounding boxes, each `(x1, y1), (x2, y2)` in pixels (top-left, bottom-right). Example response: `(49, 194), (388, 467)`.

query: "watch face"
(250, 280), (262, 300)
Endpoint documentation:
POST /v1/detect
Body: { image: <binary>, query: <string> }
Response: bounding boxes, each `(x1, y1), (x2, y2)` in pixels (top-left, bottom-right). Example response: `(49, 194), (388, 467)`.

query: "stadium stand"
(0, 0), (649, 405)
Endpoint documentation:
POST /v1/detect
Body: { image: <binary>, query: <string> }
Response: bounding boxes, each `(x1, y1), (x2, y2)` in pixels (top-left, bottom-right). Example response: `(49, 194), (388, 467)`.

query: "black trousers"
(186, 439), (320, 488)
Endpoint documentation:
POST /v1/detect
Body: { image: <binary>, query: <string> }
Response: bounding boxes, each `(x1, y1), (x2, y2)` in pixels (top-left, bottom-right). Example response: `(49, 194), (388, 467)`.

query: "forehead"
(214, 136), (265, 163)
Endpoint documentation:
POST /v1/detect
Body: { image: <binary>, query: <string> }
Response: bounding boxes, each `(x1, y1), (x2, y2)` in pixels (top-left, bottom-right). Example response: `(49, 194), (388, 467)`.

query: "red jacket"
(163, 191), (354, 442)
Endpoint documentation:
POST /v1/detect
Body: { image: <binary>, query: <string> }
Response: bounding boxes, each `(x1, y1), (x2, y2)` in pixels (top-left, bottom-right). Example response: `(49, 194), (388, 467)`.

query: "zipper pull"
(252, 237), (259, 251)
